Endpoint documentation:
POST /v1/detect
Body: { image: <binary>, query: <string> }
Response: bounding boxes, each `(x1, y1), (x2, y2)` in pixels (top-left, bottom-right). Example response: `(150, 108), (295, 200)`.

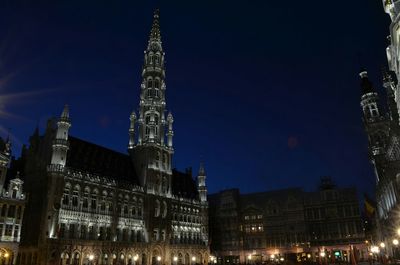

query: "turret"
(359, 70), (388, 157)
(167, 112), (174, 149)
(360, 70), (381, 121)
(128, 111), (136, 149)
(197, 162), (207, 202)
(50, 105), (71, 167)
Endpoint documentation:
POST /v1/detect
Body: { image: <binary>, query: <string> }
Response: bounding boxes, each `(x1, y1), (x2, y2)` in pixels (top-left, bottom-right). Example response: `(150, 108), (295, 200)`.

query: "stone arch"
(185, 253), (190, 265)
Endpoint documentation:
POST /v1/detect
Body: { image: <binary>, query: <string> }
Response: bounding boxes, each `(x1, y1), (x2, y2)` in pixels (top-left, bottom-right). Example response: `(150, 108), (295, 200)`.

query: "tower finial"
(199, 160), (206, 176)
(149, 8), (161, 42)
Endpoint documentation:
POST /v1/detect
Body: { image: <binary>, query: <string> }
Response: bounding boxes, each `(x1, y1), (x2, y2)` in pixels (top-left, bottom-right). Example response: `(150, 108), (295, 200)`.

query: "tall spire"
(149, 9), (161, 42)
(131, 10), (174, 192)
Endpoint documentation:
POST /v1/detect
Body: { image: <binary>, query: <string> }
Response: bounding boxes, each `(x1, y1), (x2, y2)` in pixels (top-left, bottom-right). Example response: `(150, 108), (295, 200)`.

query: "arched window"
(62, 184), (71, 206)
(154, 55), (159, 65)
(162, 177), (167, 193)
(154, 79), (160, 89)
(162, 201), (167, 218)
(155, 200), (160, 217)
(147, 79), (153, 88)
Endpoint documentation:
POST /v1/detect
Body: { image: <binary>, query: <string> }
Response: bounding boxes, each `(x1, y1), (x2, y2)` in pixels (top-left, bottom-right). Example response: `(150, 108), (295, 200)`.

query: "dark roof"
(240, 188), (303, 206)
(171, 169), (198, 199)
(66, 136), (138, 184)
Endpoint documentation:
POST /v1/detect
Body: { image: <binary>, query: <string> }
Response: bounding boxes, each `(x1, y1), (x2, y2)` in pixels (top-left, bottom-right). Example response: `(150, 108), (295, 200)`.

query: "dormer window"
(12, 189), (17, 199)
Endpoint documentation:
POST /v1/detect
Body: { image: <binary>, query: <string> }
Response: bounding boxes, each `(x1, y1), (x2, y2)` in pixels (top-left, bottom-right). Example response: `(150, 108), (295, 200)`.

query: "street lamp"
(380, 242), (385, 248)
(157, 256), (161, 263)
(88, 254), (94, 265)
(320, 252), (326, 258)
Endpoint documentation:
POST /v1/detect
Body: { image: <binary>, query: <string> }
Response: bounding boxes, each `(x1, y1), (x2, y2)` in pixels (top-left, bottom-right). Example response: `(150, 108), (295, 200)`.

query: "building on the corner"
(357, 0), (400, 258)
(0, 137), (27, 265)
(383, 0), (400, 118)
(358, 67), (400, 257)
(13, 10), (209, 265)
(208, 178), (366, 264)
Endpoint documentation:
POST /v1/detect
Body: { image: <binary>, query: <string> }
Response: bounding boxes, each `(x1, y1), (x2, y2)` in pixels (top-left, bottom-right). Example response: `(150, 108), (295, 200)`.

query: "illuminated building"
(0, 137), (26, 264)
(208, 178), (366, 263)
(15, 10), (209, 265)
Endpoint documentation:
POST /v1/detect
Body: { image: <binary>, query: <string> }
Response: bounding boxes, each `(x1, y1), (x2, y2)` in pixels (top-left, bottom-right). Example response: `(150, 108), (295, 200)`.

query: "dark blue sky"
(0, 1), (391, 196)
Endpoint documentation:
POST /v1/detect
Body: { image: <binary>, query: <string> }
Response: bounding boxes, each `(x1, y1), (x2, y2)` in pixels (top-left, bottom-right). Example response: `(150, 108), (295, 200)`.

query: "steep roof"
(66, 136), (139, 184)
(171, 169), (198, 199)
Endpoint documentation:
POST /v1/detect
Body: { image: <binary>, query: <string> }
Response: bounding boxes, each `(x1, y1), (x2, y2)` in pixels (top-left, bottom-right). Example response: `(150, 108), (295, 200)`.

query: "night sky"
(0, 1), (391, 197)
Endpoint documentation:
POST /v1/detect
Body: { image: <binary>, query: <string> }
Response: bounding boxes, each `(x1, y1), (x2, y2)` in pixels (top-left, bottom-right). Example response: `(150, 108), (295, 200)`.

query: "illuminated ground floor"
(212, 243), (369, 264)
(17, 239), (209, 265)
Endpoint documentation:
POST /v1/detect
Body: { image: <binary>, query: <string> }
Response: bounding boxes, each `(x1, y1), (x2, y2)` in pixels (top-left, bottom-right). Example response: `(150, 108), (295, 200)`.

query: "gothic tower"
(50, 105), (71, 167)
(197, 162), (207, 202)
(130, 9), (173, 196)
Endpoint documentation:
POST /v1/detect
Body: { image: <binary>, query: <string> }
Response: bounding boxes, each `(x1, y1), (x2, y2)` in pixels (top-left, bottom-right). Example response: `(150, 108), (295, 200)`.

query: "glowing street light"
(134, 255), (139, 262)
(393, 239), (399, 246)
(247, 255), (252, 260)
(3, 253), (8, 258)
(192, 257), (196, 262)
(270, 254), (275, 259)
(371, 246), (380, 253)
(173, 257), (178, 262)
(320, 252), (326, 258)
(89, 254), (94, 261)
(380, 242), (385, 248)
(397, 228), (400, 236)
(157, 256), (162, 262)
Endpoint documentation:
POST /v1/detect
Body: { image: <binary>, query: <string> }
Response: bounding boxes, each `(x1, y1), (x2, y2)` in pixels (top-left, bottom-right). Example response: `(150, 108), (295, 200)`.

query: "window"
(5, 225), (12, 236)
(69, 224), (76, 238)
(155, 200), (160, 217)
(153, 229), (159, 241)
(7, 205), (15, 218)
(59, 223), (66, 238)
(257, 214), (263, 219)
(80, 225), (86, 239)
(12, 189), (17, 199)
(83, 198), (88, 209)
(155, 79), (160, 89)
(161, 229), (166, 241)
(244, 215), (249, 220)
(154, 55), (159, 65)
(0, 205), (6, 217)
(91, 196), (97, 210)
(147, 79), (153, 88)
(62, 193), (69, 206)
(10, 224), (16, 238)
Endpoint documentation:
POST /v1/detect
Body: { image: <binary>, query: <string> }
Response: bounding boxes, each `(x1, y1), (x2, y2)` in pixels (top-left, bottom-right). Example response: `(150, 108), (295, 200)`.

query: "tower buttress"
(50, 105), (71, 167)
(197, 162), (207, 202)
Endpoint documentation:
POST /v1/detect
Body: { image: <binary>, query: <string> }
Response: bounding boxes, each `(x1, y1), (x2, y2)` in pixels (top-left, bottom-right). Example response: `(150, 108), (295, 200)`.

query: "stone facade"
(208, 178), (365, 264)
(0, 137), (26, 265)
(14, 10), (209, 265)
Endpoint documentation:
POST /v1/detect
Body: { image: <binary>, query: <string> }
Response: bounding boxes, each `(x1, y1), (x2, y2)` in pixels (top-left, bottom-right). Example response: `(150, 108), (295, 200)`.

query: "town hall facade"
(15, 10), (209, 265)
